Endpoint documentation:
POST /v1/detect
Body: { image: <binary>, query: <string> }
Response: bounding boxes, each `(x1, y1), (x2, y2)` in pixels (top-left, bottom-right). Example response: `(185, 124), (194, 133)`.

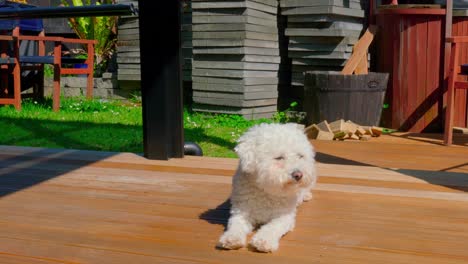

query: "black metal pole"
(138, 0), (184, 160)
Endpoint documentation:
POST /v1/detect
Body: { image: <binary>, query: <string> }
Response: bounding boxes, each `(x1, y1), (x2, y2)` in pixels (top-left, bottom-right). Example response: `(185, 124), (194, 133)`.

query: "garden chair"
(444, 36), (468, 145)
(15, 27), (96, 111)
(0, 1), (97, 112)
(0, 34), (20, 110)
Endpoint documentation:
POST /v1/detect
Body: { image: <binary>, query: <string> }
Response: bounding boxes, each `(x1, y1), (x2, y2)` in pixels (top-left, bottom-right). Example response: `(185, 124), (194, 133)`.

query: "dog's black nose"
(292, 170), (303, 181)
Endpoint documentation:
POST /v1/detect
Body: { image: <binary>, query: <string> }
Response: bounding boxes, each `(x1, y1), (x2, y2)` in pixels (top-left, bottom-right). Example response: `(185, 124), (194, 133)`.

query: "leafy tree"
(60, 0), (117, 75)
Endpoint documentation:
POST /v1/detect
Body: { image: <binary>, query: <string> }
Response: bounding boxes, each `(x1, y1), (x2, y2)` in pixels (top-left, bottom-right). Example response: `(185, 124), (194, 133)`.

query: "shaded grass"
(0, 97), (272, 158)
(184, 110), (272, 157)
(0, 97), (143, 153)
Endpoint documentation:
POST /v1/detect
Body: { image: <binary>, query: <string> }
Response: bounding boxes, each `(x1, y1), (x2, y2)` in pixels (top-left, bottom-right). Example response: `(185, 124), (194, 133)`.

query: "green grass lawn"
(0, 97), (273, 158)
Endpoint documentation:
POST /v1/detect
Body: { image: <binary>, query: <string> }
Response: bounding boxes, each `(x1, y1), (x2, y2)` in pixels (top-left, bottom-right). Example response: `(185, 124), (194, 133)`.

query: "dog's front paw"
(250, 235), (279, 253)
(217, 232), (246, 250)
(303, 191), (313, 201)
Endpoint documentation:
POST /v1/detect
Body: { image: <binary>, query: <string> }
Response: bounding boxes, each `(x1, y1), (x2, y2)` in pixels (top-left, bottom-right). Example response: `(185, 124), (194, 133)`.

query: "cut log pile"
(304, 119), (383, 141)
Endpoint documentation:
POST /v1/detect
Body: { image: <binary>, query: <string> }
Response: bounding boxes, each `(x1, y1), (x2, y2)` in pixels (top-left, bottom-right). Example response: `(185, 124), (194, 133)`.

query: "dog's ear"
(234, 134), (256, 174)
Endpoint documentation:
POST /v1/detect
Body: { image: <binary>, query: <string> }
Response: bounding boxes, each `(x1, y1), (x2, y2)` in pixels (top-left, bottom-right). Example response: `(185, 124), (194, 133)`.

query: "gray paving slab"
(181, 33), (193, 40)
(279, 0), (367, 10)
(118, 28), (139, 35)
(194, 46), (279, 55)
(281, 6), (365, 17)
(194, 54), (281, 63)
(193, 8), (276, 20)
(193, 82), (278, 92)
(192, 0), (278, 7)
(453, 9), (468, 16)
(193, 68), (278, 78)
(117, 63), (141, 69)
(116, 46), (140, 52)
(289, 35), (358, 44)
(182, 49), (193, 58)
(292, 64), (343, 73)
(193, 90), (278, 100)
(192, 1), (277, 14)
(193, 61), (279, 70)
(292, 58), (347, 66)
(192, 76), (279, 85)
(193, 15), (277, 27)
(118, 19), (139, 30)
(193, 39), (279, 48)
(287, 21), (364, 30)
(182, 42), (193, 49)
(193, 31), (278, 41)
(192, 103), (278, 118)
(285, 28), (362, 37)
(182, 15), (192, 24)
(181, 24), (192, 32)
(288, 43), (353, 52)
(287, 14), (363, 23)
(193, 23), (277, 33)
(288, 50), (351, 59)
(193, 96), (278, 107)
(116, 54), (140, 61)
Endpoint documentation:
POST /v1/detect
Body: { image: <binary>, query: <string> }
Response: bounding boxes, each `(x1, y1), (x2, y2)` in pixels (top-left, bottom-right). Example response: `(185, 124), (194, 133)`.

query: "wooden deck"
(0, 133), (467, 263)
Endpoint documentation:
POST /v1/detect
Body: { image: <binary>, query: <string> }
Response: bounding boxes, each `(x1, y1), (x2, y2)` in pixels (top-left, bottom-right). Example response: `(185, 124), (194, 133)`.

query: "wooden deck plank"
(0, 254), (65, 264)
(0, 135), (467, 263)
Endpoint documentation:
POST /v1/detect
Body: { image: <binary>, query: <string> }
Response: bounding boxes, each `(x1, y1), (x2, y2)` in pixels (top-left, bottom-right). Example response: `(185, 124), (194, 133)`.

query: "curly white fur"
(217, 123), (317, 252)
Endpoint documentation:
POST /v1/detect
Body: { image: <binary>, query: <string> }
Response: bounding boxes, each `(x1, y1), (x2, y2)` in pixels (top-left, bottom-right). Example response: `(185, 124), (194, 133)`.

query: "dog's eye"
(274, 156), (285, 160)
(298, 154), (304, 159)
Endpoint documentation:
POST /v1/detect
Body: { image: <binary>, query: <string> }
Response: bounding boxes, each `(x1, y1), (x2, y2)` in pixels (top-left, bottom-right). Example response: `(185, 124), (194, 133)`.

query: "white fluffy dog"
(217, 123), (317, 252)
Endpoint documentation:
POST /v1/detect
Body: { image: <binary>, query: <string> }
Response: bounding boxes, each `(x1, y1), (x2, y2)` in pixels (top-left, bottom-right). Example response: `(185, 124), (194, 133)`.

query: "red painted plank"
(455, 81), (468, 89)
(426, 18), (443, 132)
(377, 14), (393, 129)
(377, 8), (446, 15)
(401, 17), (410, 130)
(416, 16), (428, 132)
(406, 17), (416, 131)
(454, 20), (463, 127)
(457, 20), (466, 127)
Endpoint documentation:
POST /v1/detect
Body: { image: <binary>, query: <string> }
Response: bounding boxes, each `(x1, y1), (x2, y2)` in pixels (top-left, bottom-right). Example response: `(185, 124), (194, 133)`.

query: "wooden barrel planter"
(303, 71), (389, 126)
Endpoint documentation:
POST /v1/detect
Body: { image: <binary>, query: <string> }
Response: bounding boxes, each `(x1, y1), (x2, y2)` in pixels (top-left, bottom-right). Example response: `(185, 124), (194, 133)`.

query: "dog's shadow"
(199, 198), (231, 229)
(199, 199), (234, 251)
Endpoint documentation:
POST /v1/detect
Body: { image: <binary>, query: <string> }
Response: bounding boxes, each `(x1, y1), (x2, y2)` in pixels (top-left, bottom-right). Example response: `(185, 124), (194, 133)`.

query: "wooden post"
(53, 41), (61, 112)
(138, 0), (184, 160)
(86, 41), (94, 99)
(443, 0), (453, 144)
(444, 41), (458, 145)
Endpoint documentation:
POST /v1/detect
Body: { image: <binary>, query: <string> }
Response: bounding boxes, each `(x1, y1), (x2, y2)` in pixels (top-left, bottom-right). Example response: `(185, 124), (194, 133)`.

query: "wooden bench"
(444, 36), (468, 145)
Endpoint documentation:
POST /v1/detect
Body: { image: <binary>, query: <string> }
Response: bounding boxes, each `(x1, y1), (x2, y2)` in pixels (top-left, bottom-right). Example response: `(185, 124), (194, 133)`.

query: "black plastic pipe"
(184, 142), (203, 156)
(0, 4), (137, 19)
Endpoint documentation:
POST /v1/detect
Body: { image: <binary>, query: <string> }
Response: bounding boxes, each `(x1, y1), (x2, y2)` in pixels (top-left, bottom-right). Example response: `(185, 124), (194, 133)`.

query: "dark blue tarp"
(0, 1), (43, 32)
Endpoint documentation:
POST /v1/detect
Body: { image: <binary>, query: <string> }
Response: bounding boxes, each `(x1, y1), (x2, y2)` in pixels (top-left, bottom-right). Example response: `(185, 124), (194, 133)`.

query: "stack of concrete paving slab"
(182, 0), (193, 83)
(279, 0), (367, 106)
(182, 0), (194, 105)
(191, 0), (288, 119)
(116, 0), (140, 94)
